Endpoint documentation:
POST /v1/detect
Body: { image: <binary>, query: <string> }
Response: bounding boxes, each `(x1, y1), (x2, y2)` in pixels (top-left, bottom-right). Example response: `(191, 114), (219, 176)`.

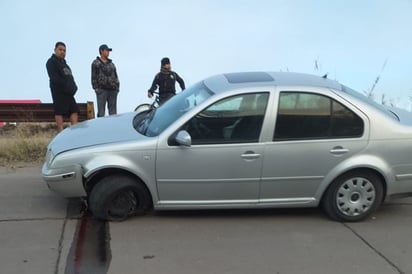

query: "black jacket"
(46, 54), (77, 96)
(148, 70), (185, 95)
(91, 57), (120, 91)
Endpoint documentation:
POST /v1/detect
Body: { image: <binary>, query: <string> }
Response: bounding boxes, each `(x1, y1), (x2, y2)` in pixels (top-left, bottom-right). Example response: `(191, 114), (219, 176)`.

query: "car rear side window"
(184, 92), (269, 144)
(274, 92), (364, 141)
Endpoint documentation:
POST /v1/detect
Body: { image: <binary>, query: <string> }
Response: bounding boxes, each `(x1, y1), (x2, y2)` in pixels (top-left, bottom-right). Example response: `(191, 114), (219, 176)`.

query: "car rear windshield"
(134, 81), (214, 136)
(341, 85), (399, 121)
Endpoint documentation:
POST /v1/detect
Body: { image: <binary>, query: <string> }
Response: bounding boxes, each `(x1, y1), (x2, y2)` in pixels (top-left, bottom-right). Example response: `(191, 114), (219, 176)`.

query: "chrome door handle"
(330, 146), (349, 155)
(241, 151), (261, 160)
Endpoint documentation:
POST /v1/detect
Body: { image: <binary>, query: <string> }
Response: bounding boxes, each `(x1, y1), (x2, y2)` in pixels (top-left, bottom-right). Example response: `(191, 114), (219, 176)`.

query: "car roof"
(203, 71), (343, 93)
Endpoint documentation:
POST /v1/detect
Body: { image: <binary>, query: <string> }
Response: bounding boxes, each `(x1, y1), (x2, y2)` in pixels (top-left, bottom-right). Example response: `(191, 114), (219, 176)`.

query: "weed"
(0, 123), (55, 166)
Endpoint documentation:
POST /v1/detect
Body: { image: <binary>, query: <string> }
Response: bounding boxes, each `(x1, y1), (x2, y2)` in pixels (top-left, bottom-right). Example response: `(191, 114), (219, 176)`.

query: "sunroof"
(224, 72), (274, 83)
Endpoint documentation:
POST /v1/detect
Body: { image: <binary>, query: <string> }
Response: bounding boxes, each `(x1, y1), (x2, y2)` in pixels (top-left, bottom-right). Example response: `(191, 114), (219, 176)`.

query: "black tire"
(89, 174), (152, 221)
(322, 170), (384, 222)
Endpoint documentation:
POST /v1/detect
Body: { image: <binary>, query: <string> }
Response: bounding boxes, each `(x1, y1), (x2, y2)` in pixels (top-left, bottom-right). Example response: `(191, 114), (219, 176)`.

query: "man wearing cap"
(147, 57), (185, 105)
(91, 44), (120, 117)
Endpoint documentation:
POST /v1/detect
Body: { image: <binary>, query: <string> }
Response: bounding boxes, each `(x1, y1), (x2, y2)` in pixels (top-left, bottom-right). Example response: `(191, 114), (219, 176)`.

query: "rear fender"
(315, 154), (395, 201)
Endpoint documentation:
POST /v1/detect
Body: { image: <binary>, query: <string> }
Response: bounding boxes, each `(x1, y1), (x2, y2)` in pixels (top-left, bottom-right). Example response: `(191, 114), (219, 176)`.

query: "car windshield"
(341, 85), (399, 121)
(134, 81), (214, 136)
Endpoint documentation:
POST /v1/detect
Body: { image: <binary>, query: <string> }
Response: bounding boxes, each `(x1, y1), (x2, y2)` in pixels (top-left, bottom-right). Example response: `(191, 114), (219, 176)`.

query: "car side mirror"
(175, 130), (192, 147)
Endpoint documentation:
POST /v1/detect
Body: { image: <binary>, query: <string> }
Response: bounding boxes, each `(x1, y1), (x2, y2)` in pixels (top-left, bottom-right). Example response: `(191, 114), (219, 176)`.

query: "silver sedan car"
(42, 72), (412, 222)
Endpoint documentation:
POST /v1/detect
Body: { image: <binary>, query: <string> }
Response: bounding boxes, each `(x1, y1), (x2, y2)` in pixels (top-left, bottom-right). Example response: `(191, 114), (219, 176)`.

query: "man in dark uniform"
(147, 57), (185, 105)
(46, 41), (79, 132)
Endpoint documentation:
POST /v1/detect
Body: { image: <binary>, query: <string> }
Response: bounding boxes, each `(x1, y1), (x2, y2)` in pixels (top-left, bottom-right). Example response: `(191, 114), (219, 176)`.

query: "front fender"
(82, 153), (158, 202)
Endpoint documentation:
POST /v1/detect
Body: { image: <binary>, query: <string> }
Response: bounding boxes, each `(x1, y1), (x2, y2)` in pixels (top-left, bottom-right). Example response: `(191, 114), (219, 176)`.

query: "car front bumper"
(42, 163), (87, 198)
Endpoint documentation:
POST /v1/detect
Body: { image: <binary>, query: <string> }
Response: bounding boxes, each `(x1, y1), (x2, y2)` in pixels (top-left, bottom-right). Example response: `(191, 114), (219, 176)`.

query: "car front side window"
(274, 92), (363, 141)
(184, 92), (269, 144)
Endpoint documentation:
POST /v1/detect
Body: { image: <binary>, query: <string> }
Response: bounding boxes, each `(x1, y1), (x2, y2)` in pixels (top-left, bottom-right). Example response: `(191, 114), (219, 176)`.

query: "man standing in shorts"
(46, 41), (79, 132)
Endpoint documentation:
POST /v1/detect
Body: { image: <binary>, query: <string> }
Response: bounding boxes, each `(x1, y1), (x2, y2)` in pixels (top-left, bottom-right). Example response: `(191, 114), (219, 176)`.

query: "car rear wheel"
(89, 174), (152, 221)
(322, 171), (383, 222)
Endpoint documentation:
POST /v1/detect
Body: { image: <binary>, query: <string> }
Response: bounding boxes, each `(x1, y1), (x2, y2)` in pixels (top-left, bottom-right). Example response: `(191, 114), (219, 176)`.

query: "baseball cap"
(99, 44), (112, 52)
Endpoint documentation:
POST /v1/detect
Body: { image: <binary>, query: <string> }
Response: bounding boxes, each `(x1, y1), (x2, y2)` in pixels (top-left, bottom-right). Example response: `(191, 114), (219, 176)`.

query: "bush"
(0, 123), (55, 166)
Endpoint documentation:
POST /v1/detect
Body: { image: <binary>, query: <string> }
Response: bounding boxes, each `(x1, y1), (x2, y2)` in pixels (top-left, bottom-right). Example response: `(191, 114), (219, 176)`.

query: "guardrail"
(0, 101), (95, 122)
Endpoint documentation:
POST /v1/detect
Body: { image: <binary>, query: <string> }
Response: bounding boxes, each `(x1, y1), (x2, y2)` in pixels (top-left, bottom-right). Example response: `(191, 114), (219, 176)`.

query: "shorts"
(51, 91), (80, 117)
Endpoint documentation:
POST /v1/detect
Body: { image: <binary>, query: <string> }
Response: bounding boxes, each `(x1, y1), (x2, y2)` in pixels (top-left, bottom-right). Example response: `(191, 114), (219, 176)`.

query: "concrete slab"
(0, 165), (67, 220)
(348, 203), (412, 274)
(0, 220), (64, 274)
(0, 166), (79, 274)
(1, 166), (411, 274)
(108, 210), (399, 274)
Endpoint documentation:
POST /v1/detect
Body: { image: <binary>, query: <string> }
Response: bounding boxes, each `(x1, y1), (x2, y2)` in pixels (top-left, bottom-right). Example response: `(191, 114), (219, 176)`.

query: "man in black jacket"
(46, 41), (79, 132)
(147, 57), (185, 104)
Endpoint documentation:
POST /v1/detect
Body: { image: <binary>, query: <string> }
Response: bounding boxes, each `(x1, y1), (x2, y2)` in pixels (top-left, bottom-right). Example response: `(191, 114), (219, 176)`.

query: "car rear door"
(155, 92), (269, 205)
(259, 90), (369, 203)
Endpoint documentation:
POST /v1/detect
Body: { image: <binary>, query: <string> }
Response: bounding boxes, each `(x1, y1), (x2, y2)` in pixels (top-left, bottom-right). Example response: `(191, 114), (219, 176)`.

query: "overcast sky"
(0, 0), (411, 112)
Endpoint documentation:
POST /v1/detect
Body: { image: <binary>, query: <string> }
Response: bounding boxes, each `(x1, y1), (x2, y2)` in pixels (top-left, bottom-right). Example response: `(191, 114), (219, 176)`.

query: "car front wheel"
(322, 171), (384, 222)
(89, 174), (152, 221)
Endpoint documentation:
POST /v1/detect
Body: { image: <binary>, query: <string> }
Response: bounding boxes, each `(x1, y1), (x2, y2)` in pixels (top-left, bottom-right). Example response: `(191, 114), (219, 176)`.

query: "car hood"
(48, 112), (143, 154)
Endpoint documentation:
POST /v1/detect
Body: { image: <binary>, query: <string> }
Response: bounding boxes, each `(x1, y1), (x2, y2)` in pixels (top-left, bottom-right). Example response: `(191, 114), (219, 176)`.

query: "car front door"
(155, 92), (269, 205)
(259, 91), (369, 203)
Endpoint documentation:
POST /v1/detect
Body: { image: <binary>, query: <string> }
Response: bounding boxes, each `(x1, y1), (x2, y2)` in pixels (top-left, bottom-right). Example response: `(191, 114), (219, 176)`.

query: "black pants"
(159, 92), (175, 105)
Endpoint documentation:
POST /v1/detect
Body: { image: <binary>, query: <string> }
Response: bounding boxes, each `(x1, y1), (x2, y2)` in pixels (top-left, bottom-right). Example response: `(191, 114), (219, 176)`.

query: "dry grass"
(0, 123), (56, 166)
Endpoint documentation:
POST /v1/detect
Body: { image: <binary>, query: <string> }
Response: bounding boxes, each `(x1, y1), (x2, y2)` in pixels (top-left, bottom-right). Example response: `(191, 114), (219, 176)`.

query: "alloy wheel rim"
(336, 177), (376, 217)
